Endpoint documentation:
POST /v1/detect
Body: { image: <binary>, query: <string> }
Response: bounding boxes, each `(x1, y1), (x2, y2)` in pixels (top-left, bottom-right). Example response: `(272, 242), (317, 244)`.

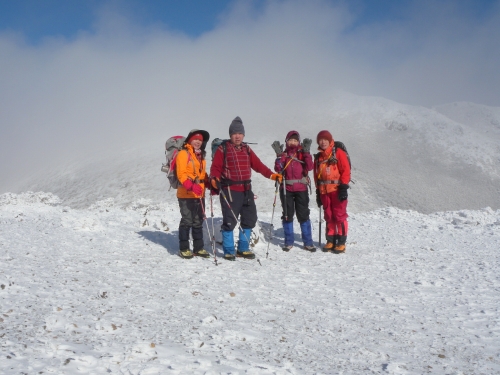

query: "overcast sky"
(1, 0), (499, 188)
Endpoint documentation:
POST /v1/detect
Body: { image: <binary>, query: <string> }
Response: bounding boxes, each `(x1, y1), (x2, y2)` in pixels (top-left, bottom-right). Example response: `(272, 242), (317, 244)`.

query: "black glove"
(327, 154), (338, 164)
(338, 184), (349, 201)
(209, 184), (220, 196)
(316, 189), (322, 207)
(301, 138), (312, 153)
(209, 177), (220, 196)
(271, 141), (284, 156)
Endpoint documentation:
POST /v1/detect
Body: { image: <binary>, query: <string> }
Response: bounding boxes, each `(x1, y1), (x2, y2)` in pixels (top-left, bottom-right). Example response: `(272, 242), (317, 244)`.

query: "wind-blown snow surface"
(11, 93), (500, 214)
(1, 192), (500, 374)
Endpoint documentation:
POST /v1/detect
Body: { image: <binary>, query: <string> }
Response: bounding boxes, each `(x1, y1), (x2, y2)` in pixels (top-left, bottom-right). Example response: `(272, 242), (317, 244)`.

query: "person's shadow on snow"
(137, 230), (179, 256)
(258, 219), (284, 244)
(258, 219), (307, 247)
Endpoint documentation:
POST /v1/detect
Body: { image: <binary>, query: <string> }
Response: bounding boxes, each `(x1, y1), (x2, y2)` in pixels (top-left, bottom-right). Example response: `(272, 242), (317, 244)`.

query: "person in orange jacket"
(314, 130), (351, 253)
(176, 129), (210, 259)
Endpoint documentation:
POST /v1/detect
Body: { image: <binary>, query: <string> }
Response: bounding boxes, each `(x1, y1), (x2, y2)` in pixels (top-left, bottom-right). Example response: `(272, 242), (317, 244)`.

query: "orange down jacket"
(176, 144), (207, 199)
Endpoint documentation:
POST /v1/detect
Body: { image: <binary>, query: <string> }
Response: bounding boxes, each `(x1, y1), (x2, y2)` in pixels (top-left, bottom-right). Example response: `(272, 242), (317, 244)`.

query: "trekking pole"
(283, 174), (287, 221)
(210, 194), (217, 260)
(319, 206), (322, 249)
(217, 182), (258, 264)
(266, 180), (280, 259)
(199, 197), (218, 266)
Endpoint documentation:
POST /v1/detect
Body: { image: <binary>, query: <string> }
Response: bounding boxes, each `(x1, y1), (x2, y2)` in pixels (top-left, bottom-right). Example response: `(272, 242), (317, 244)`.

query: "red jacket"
(210, 141), (274, 192)
(314, 140), (351, 194)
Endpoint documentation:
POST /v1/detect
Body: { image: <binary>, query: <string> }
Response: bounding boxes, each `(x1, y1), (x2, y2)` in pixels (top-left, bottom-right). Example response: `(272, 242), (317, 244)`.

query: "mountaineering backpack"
(161, 136), (193, 190)
(314, 140), (352, 171)
(210, 138), (251, 161)
(211, 138), (224, 160)
(333, 141), (351, 169)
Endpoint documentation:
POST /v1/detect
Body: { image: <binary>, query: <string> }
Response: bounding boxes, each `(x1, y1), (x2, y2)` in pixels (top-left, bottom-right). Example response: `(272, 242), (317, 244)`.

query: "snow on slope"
(1, 192), (500, 374)
(13, 92), (500, 214)
(434, 102), (500, 136)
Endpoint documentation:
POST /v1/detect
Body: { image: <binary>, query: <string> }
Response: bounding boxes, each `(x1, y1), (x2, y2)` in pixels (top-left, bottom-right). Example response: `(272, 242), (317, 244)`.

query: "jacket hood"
(317, 139), (335, 155)
(285, 130), (300, 143)
(185, 129), (210, 151)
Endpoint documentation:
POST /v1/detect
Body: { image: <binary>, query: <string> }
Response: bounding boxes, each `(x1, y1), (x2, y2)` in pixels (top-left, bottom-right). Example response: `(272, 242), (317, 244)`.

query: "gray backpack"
(161, 136), (190, 190)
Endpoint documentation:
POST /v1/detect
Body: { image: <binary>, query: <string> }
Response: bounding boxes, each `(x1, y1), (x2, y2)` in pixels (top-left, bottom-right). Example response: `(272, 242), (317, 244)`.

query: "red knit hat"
(188, 133), (203, 143)
(316, 130), (333, 144)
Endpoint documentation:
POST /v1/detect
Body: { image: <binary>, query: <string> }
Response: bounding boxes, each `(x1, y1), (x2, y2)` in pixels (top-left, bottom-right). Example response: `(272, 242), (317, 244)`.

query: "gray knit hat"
(229, 116), (245, 136)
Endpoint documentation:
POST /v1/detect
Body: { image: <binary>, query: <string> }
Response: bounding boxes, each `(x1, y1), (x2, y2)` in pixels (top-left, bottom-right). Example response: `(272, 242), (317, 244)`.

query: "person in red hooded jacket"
(314, 130), (351, 253)
(272, 131), (315, 252)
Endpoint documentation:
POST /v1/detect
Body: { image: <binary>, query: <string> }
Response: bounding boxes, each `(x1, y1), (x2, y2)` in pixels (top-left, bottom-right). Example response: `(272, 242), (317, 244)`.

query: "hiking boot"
(179, 249), (193, 259)
(304, 245), (316, 252)
(322, 242), (334, 252)
(224, 254), (236, 261)
(282, 245), (293, 252)
(333, 244), (346, 253)
(194, 249), (210, 258)
(236, 250), (256, 259)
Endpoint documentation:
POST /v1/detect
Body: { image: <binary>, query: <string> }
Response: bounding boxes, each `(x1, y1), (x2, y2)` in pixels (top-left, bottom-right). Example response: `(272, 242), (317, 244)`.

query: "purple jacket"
(274, 131), (313, 192)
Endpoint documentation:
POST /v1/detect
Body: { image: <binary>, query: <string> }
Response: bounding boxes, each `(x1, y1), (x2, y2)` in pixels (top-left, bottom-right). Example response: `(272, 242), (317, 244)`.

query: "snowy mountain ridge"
(12, 92), (500, 214)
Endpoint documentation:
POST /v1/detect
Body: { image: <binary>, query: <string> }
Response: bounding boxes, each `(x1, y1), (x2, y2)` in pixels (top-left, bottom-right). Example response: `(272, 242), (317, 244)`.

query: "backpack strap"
(181, 149), (200, 183)
(219, 140), (251, 161)
(317, 179), (341, 185)
(218, 140), (252, 190)
(315, 149), (338, 182)
(218, 140), (251, 166)
(317, 147), (338, 165)
(284, 177), (309, 185)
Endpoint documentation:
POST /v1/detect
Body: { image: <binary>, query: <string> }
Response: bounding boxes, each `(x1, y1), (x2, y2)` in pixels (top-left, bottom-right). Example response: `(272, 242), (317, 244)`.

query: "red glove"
(182, 178), (193, 190)
(192, 183), (203, 196)
(182, 179), (193, 191)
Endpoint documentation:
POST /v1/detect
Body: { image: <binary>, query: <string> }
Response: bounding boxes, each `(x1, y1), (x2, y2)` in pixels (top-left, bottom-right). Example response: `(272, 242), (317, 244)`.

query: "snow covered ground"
(1, 192), (499, 374)
(2, 95), (500, 374)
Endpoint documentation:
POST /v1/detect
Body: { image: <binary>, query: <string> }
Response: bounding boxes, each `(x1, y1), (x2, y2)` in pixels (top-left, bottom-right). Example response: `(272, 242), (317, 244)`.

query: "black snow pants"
(178, 198), (205, 251)
(220, 189), (257, 231)
(280, 189), (310, 223)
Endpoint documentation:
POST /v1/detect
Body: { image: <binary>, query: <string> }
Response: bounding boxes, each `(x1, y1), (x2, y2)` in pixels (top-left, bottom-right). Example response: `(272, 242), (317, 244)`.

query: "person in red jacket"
(314, 130), (351, 253)
(272, 130), (315, 252)
(210, 116), (282, 261)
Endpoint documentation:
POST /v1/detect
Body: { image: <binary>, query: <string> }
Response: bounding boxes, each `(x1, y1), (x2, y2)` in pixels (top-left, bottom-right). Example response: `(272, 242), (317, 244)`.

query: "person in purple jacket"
(272, 131), (316, 252)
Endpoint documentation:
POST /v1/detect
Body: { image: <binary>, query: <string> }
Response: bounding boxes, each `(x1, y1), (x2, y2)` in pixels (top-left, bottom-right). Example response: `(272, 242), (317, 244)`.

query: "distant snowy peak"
(11, 92), (500, 213)
(305, 92), (500, 177)
(431, 101), (500, 177)
(433, 102), (500, 132)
